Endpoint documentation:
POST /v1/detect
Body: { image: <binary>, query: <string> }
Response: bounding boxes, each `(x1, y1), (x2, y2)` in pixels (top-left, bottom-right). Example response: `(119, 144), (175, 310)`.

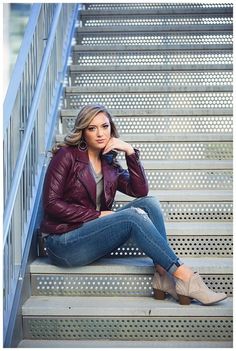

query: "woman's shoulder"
(51, 146), (79, 164)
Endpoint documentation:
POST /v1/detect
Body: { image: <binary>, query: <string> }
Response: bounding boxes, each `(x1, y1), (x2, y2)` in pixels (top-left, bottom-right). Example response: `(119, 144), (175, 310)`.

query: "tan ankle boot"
(175, 273), (227, 305)
(152, 272), (178, 301)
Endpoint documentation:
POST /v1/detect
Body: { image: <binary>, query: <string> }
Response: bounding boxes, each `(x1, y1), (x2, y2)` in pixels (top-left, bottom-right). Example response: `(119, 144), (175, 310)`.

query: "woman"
(41, 103), (227, 306)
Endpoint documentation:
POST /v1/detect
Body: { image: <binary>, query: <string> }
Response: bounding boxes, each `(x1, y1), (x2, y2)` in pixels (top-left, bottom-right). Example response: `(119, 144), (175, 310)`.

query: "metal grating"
(70, 71), (233, 87)
(78, 32), (233, 46)
(31, 274), (232, 297)
(144, 170), (233, 190)
(63, 115), (233, 134)
(109, 236), (233, 257)
(115, 142), (232, 160)
(73, 51), (232, 66)
(77, 32), (233, 46)
(82, 15), (232, 27)
(85, 3), (233, 10)
(23, 317), (233, 340)
(113, 202), (233, 221)
(66, 92), (233, 110)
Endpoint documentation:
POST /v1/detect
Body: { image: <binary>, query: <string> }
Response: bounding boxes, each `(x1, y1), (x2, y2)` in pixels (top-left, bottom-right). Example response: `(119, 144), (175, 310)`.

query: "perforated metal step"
(17, 339), (234, 348)
(22, 296), (233, 341)
(30, 257), (233, 297)
(69, 69), (233, 87)
(83, 3), (233, 14)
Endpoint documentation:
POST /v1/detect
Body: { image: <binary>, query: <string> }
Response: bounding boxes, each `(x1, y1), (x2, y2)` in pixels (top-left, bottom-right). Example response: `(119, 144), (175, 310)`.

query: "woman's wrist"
(125, 145), (135, 156)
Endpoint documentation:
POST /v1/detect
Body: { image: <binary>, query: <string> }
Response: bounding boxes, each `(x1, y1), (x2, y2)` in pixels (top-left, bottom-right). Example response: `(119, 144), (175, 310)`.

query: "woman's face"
(83, 112), (111, 152)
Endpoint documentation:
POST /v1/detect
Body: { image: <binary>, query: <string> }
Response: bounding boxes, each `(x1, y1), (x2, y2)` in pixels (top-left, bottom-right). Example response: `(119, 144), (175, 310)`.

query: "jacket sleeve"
(42, 148), (100, 224)
(116, 149), (149, 197)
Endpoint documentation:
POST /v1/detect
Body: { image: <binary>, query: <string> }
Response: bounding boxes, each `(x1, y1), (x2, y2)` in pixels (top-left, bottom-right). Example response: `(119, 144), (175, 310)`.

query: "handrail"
(3, 4), (62, 245)
(3, 3), (79, 345)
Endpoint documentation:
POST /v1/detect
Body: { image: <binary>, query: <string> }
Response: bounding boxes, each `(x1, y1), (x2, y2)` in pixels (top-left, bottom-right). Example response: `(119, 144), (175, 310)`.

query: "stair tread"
(66, 85), (233, 93)
(116, 190), (232, 202)
(22, 295), (232, 316)
(30, 257), (233, 274)
(61, 107), (233, 116)
(77, 24), (233, 33)
(81, 7), (233, 16)
(17, 339), (233, 348)
(73, 44), (233, 51)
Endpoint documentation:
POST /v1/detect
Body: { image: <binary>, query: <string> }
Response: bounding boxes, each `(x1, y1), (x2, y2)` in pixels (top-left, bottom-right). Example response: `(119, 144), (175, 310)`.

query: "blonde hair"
(52, 104), (119, 154)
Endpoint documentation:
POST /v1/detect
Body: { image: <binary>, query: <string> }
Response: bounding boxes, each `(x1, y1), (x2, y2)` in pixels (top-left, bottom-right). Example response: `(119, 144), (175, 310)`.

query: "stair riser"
(64, 92), (233, 110)
(23, 316), (233, 341)
(83, 4), (233, 15)
(62, 115), (233, 135)
(113, 201), (233, 222)
(31, 274), (233, 297)
(72, 51), (233, 67)
(69, 70), (233, 88)
(77, 32), (233, 47)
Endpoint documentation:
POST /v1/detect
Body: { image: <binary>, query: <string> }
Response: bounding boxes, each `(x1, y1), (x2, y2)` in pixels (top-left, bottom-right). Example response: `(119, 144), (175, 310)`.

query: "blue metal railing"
(3, 3), (79, 345)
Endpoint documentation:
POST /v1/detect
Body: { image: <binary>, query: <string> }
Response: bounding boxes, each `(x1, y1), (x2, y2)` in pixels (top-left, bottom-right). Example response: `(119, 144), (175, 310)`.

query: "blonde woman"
(41, 104), (227, 306)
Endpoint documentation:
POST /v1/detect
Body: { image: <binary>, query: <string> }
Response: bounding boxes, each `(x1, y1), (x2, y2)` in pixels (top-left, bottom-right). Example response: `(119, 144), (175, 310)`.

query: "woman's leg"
(117, 196), (171, 276)
(117, 196), (168, 242)
(46, 207), (182, 271)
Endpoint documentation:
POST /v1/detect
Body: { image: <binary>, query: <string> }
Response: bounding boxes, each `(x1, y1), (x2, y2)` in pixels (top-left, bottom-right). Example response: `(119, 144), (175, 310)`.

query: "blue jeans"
(46, 196), (183, 273)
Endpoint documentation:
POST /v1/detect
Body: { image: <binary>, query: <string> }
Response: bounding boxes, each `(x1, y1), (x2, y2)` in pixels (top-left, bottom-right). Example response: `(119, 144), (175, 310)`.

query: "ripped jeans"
(46, 196), (183, 273)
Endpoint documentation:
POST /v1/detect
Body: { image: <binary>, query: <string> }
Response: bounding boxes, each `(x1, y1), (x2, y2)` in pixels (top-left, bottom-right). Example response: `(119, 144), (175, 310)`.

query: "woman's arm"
(103, 138), (149, 197)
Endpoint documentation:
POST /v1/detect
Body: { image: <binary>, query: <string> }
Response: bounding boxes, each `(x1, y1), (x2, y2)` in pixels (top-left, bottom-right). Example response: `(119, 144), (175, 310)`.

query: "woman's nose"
(97, 128), (103, 136)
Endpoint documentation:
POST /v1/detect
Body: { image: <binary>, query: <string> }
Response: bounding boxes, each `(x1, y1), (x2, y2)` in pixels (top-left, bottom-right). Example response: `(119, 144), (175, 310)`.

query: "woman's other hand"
(99, 211), (114, 217)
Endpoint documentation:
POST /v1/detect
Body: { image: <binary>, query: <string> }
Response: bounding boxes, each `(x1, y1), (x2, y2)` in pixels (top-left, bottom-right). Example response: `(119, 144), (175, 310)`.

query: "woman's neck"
(88, 149), (102, 174)
(88, 149), (101, 162)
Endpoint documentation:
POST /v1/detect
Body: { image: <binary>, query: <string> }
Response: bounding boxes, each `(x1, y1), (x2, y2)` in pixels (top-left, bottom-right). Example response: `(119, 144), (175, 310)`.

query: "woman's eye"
(88, 127), (96, 131)
(103, 124), (109, 129)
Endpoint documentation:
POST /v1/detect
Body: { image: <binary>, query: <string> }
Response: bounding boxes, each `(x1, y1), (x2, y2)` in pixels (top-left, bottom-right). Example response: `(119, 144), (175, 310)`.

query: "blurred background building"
(3, 3), (31, 95)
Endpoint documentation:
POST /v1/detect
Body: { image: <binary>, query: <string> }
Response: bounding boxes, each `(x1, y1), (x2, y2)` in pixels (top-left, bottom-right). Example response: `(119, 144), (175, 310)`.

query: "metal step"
(72, 50), (233, 67)
(71, 63), (233, 72)
(113, 200), (233, 222)
(82, 4), (233, 16)
(122, 160), (233, 170)
(61, 108), (233, 116)
(22, 296), (233, 341)
(30, 256), (233, 275)
(65, 85), (233, 93)
(30, 256), (233, 297)
(77, 32), (233, 48)
(55, 134), (233, 162)
(64, 93), (232, 111)
(61, 110), (233, 136)
(77, 24), (233, 34)
(17, 339), (233, 348)
(116, 190), (232, 202)
(68, 69), (233, 88)
(74, 44), (233, 51)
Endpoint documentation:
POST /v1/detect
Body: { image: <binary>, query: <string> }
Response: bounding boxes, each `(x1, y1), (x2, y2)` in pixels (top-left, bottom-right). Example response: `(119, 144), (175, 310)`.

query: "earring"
(79, 138), (87, 151)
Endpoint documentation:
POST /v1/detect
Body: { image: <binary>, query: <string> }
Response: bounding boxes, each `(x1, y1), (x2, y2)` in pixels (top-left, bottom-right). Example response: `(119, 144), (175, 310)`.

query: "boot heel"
(178, 294), (191, 305)
(153, 288), (166, 300)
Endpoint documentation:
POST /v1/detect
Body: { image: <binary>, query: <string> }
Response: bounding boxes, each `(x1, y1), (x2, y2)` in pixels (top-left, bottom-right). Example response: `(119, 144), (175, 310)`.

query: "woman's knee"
(125, 207), (150, 222)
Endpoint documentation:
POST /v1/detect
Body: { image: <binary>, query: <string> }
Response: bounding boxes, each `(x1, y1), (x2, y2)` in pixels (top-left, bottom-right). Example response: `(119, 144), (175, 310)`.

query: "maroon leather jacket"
(40, 146), (149, 234)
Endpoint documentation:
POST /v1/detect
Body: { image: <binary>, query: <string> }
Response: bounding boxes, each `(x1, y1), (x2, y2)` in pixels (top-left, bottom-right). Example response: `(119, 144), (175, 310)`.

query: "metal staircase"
(18, 3), (233, 348)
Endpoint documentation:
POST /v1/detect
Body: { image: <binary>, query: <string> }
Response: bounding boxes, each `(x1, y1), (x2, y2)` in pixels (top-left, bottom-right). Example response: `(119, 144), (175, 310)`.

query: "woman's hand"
(99, 211), (114, 217)
(102, 137), (134, 156)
